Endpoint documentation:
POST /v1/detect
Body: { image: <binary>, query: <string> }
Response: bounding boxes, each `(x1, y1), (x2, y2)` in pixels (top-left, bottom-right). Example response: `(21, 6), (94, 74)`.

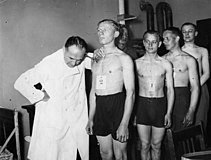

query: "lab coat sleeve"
(84, 52), (93, 70)
(14, 60), (48, 104)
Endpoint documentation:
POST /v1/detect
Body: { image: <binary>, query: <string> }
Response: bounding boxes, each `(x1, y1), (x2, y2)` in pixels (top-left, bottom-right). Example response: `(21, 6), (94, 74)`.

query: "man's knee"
(151, 142), (161, 152)
(114, 148), (127, 160)
(141, 141), (150, 151)
(100, 148), (113, 159)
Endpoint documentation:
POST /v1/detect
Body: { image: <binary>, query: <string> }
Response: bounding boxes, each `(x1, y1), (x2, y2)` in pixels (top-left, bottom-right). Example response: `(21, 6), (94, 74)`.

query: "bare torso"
(163, 52), (192, 87)
(136, 56), (167, 97)
(92, 51), (126, 95)
(182, 45), (205, 77)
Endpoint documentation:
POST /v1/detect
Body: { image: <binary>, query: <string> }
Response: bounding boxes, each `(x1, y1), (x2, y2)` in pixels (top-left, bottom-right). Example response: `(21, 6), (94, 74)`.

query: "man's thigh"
(137, 124), (151, 143)
(97, 134), (113, 152)
(151, 126), (165, 145)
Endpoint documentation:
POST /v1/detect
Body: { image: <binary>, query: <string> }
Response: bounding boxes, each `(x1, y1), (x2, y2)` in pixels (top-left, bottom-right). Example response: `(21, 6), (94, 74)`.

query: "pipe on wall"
(156, 2), (173, 34)
(140, 2), (155, 31)
(119, 0), (125, 24)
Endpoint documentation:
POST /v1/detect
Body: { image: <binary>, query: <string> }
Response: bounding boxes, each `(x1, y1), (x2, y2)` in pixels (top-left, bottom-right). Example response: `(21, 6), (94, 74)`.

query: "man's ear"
(175, 35), (180, 42)
(158, 41), (162, 48)
(195, 30), (198, 37)
(114, 30), (120, 38)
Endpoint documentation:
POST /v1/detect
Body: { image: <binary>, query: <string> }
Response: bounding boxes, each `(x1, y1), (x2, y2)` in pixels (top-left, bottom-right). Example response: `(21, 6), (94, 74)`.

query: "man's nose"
(98, 31), (104, 36)
(73, 60), (78, 66)
(184, 32), (189, 36)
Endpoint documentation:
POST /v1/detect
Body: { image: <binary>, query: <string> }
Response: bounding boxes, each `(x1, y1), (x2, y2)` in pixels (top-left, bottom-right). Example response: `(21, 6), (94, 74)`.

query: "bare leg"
(137, 124), (151, 160)
(151, 126), (165, 160)
(97, 135), (113, 160)
(113, 139), (127, 160)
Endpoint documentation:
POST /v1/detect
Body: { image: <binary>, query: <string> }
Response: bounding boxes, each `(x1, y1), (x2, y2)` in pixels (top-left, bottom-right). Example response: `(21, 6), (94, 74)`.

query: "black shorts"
(172, 87), (190, 131)
(93, 92), (125, 140)
(136, 96), (167, 128)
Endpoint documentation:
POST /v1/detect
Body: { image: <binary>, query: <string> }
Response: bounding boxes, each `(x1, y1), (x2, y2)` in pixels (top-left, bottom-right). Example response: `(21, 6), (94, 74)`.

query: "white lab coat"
(14, 48), (91, 160)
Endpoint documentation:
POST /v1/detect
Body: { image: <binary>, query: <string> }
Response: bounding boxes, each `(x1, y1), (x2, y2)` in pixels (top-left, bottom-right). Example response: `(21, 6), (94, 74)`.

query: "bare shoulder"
(197, 45), (209, 55)
(117, 50), (133, 64)
(162, 52), (171, 59)
(135, 55), (147, 67)
(182, 51), (197, 65)
(160, 56), (171, 64)
(159, 56), (173, 69)
(135, 55), (145, 62)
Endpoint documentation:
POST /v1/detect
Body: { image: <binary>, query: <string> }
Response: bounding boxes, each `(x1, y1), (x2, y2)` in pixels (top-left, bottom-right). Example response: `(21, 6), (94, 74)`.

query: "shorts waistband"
(138, 96), (165, 100)
(96, 92), (124, 97)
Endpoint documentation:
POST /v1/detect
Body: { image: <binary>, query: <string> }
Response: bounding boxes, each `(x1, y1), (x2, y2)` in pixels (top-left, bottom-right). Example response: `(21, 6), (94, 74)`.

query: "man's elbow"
(205, 72), (210, 81)
(191, 84), (200, 94)
(126, 89), (135, 99)
(14, 79), (21, 91)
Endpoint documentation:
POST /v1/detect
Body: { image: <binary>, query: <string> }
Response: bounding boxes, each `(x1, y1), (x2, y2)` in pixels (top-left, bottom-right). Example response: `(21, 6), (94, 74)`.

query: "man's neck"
(145, 52), (158, 60)
(184, 41), (196, 48)
(168, 46), (183, 57)
(102, 45), (117, 54)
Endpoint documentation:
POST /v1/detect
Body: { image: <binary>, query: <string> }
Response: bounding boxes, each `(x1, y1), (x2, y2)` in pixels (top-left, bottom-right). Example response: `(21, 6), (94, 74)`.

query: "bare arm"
(184, 57), (200, 126)
(164, 61), (174, 128)
(117, 55), (135, 142)
(86, 64), (97, 135)
(200, 48), (210, 85)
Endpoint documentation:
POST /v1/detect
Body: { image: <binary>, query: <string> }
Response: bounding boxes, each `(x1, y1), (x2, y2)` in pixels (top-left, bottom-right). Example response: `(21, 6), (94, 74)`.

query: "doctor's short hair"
(65, 36), (87, 51)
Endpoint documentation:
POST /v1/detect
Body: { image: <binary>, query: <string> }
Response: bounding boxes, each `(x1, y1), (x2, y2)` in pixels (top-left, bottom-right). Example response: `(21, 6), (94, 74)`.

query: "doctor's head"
(64, 36), (87, 68)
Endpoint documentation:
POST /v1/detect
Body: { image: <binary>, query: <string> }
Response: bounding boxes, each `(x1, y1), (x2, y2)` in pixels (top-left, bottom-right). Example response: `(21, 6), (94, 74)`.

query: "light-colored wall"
(128, 0), (211, 39)
(0, 0), (211, 159)
(0, 0), (118, 159)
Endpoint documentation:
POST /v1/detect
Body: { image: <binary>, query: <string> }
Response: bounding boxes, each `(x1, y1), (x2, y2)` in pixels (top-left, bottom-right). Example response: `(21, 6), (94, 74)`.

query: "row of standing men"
(14, 19), (209, 160)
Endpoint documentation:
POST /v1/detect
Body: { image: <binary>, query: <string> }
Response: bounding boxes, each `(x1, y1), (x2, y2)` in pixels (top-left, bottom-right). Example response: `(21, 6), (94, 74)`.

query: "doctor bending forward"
(14, 36), (92, 160)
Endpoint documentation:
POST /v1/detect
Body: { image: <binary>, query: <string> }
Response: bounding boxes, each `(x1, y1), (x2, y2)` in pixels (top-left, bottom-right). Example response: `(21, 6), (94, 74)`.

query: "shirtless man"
(181, 22), (210, 129)
(116, 24), (139, 60)
(86, 19), (135, 160)
(135, 30), (174, 160)
(162, 27), (200, 131)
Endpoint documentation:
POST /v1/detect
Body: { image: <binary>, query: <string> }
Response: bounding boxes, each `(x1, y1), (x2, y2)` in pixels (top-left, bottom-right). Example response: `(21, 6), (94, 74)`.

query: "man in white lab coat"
(14, 36), (92, 160)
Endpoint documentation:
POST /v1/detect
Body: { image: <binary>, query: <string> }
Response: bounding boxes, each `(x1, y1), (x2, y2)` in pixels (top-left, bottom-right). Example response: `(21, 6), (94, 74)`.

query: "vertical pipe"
(119, 0), (125, 24)
(139, 2), (155, 31)
(156, 2), (173, 34)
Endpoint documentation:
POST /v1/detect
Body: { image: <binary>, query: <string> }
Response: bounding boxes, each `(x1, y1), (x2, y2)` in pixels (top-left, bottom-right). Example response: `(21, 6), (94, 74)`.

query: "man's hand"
(164, 114), (171, 128)
(116, 124), (129, 143)
(93, 48), (104, 62)
(183, 109), (194, 127)
(86, 120), (93, 135)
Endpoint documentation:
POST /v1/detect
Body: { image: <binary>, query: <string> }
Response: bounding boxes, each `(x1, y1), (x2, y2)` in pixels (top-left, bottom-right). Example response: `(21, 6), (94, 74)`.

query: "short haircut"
(65, 36), (87, 51)
(163, 27), (184, 46)
(115, 24), (129, 45)
(143, 30), (161, 42)
(181, 22), (198, 31)
(163, 27), (182, 37)
(97, 19), (120, 31)
(119, 24), (128, 37)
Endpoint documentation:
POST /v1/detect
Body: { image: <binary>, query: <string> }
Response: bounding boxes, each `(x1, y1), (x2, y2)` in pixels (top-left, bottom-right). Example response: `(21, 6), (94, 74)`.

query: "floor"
(77, 122), (211, 160)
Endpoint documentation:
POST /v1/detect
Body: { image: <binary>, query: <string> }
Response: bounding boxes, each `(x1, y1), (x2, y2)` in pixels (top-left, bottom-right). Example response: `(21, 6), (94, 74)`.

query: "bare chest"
(93, 56), (122, 75)
(138, 62), (165, 78)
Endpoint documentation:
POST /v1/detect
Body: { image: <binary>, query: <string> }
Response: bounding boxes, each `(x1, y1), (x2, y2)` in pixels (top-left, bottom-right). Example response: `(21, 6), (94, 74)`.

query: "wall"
(0, 0), (118, 159)
(127, 0), (211, 39)
(1, 0), (211, 159)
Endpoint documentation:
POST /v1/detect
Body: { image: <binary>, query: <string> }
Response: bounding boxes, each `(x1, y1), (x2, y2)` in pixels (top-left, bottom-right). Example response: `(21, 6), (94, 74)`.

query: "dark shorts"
(172, 87), (190, 131)
(136, 96), (167, 128)
(195, 84), (209, 128)
(93, 92), (125, 140)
